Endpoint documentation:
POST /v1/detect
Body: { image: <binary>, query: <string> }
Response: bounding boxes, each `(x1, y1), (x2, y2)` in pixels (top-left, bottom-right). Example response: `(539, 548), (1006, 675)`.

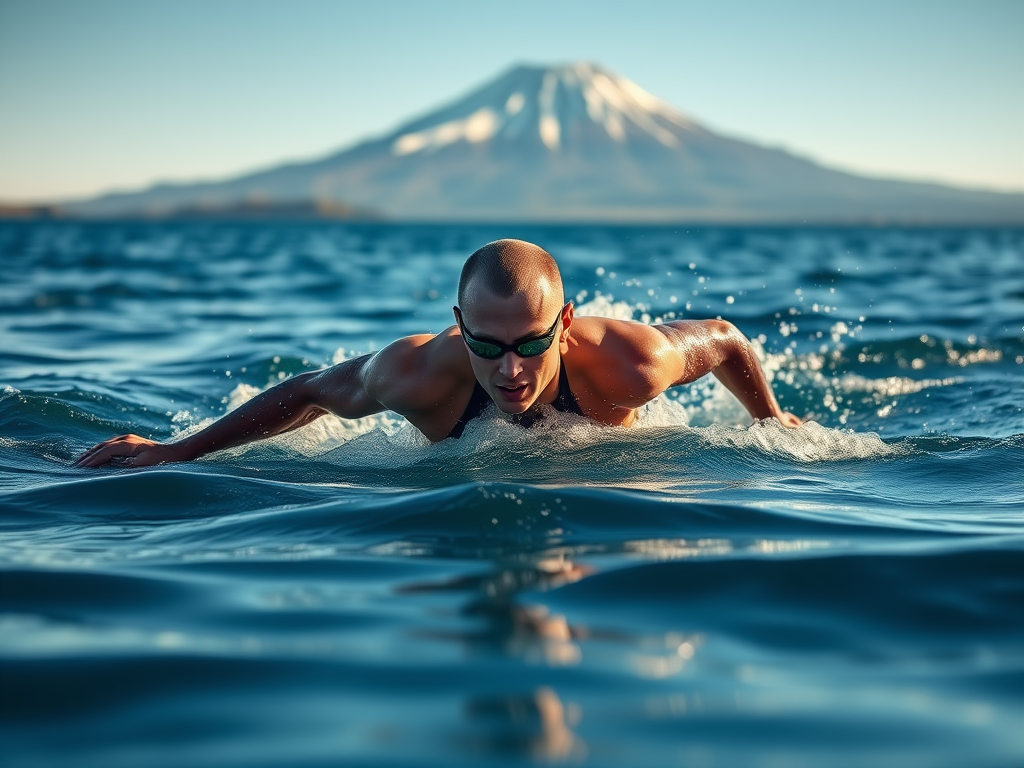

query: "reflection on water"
(400, 547), (712, 761)
(630, 632), (702, 680)
(464, 687), (585, 763)
(401, 550), (593, 667)
(402, 553), (594, 760)
(401, 545), (716, 678)
(464, 688), (585, 765)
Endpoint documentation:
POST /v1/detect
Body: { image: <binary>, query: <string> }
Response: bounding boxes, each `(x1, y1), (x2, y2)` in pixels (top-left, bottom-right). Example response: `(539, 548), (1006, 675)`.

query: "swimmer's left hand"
(778, 412), (802, 428)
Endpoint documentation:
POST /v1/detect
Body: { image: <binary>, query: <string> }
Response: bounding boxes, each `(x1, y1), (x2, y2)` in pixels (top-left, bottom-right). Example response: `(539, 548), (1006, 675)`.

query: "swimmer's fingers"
(73, 434), (125, 467)
(778, 412), (803, 429)
(73, 434), (138, 467)
(74, 434), (164, 468)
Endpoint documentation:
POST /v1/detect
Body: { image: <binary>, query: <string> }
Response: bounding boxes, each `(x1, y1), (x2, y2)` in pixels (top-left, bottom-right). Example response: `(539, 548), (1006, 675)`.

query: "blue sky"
(1, 0), (1021, 201)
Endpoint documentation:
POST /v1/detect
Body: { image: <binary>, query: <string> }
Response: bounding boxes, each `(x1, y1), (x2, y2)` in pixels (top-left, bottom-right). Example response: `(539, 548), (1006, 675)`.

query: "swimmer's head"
(457, 239), (564, 308)
(454, 240), (573, 414)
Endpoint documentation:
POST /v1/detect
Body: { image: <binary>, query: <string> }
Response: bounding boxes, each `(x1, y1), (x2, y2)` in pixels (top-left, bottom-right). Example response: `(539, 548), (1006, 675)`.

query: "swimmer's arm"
(655, 320), (801, 427)
(75, 355), (385, 467)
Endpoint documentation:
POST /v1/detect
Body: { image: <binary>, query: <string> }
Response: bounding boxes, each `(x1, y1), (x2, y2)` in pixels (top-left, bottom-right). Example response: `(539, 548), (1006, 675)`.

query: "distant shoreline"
(0, 199), (383, 223)
(2, 206), (1022, 227)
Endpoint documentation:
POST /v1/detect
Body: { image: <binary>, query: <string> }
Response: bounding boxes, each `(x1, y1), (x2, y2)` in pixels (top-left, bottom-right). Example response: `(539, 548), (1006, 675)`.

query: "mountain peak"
(390, 61), (700, 156)
(63, 61), (1024, 224)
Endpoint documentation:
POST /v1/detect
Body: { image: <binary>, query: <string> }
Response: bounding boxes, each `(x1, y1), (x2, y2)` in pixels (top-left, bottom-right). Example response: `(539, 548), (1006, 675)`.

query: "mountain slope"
(64, 62), (1024, 223)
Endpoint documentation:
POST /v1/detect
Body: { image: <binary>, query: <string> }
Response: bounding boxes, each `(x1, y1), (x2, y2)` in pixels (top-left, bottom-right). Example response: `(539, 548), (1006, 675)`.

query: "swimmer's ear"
(560, 302), (574, 340)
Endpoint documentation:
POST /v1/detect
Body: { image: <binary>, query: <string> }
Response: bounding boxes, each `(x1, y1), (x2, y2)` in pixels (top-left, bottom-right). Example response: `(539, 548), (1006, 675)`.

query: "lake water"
(1, 222), (1022, 767)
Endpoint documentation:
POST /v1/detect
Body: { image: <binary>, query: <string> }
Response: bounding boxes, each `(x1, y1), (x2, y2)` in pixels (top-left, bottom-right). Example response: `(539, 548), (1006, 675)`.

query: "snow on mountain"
(63, 62), (1024, 223)
(388, 63), (698, 155)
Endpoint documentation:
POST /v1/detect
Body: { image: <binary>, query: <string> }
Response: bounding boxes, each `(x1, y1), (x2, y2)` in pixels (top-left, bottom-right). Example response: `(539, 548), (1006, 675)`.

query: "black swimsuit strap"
(551, 363), (584, 416)
(447, 380), (492, 440)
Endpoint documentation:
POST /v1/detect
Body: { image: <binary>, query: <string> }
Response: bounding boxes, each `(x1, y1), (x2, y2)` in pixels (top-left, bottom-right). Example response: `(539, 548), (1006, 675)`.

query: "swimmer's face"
(455, 281), (572, 415)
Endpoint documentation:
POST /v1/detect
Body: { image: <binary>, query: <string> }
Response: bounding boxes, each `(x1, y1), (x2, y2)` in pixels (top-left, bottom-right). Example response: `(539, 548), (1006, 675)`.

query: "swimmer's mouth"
(495, 382), (530, 402)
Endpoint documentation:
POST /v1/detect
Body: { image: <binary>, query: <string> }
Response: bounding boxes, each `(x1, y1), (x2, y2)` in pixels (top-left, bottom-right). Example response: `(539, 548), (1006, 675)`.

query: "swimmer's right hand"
(74, 434), (184, 468)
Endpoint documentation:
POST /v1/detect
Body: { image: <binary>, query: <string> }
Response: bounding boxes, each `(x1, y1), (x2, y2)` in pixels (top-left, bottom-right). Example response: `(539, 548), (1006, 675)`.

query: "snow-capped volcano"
(388, 63), (699, 156)
(65, 62), (1023, 223)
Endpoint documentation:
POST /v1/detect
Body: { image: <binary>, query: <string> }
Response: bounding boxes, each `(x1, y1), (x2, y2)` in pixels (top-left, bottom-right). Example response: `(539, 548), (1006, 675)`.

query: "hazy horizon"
(1, 0), (1022, 202)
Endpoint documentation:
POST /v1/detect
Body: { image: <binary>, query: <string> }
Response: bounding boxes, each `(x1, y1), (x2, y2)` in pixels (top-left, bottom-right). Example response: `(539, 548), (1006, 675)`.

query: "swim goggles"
(455, 303), (569, 360)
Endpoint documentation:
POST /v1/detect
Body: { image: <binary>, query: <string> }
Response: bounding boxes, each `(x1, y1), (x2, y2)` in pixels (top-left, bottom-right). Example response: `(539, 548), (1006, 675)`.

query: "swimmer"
(75, 239), (801, 467)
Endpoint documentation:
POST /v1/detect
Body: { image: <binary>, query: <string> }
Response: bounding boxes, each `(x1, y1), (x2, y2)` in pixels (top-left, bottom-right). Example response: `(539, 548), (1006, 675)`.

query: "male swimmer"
(76, 239), (801, 468)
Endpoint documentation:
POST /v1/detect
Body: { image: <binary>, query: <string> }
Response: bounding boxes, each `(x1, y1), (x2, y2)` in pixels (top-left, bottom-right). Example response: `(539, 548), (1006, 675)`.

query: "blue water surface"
(1, 222), (1022, 767)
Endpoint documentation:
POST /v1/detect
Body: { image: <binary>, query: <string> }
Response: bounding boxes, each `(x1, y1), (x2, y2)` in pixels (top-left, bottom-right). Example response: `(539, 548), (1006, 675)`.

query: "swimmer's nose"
(499, 351), (524, 379)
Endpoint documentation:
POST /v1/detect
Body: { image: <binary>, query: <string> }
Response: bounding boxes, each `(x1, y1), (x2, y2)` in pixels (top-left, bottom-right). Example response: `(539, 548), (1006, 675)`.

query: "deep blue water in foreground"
(1, 222), (1022, 767)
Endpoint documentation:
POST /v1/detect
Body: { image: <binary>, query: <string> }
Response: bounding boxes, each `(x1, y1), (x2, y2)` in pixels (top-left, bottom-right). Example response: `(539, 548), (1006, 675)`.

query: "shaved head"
(453, 239), (573, 415)
(458, 239), (563, 308)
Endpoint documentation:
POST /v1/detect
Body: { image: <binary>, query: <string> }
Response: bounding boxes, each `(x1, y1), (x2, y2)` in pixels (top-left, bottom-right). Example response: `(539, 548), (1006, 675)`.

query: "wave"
(539, 539), (1024, 658)
(3, 457), (1020, 573)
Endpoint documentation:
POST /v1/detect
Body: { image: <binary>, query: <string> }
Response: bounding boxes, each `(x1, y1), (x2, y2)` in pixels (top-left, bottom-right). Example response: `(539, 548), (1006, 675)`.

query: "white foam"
(630, 395), (896, 461)
(697, 420), (895, 461)
(167, 384), (894, 470)
(574, 293), (645, 322)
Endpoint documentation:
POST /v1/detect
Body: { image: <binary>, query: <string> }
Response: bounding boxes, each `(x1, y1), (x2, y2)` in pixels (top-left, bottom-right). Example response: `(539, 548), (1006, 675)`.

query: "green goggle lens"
(458, 304), (568, 360)
(516, 337), (555, 357)
(465, 339), (505, 359)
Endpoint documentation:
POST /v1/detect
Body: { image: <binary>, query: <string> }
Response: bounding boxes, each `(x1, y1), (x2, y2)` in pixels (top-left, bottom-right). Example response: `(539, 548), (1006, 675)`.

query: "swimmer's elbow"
(705, 319), (742, 344)
(657, 319), (752, 387)
(701, 320), (753, 364)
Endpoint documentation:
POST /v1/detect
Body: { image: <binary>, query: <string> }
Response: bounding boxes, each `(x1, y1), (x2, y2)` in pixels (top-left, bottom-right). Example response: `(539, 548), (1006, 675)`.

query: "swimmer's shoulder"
(363, 327), (474, 415)
(566, 316), (678, 410)
(569, 315), (676, 367)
